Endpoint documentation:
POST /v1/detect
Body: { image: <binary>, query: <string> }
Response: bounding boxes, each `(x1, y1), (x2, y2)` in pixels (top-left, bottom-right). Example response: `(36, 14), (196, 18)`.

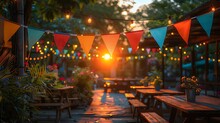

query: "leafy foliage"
(70, 67), (95, 104)
(135, 0), (209, 29)
(0, 48), (49, 122)
(181, 76), (201, 93)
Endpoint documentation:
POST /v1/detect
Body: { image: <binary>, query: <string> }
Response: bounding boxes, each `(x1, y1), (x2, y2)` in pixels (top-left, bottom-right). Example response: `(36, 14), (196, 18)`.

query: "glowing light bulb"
(87, 17), (92, 24)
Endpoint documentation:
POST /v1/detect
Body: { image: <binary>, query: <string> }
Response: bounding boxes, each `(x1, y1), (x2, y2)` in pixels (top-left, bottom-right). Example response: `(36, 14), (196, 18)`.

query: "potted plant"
(69, 67), (95, 105)
(181, 76), (201, 102)
(140, 76), (150, 86)
(153, 76), (162, 91)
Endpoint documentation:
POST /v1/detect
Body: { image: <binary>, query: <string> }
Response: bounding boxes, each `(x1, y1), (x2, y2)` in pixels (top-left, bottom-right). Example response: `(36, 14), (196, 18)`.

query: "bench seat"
(125, 93), (135, 99)
(141, 112), (168, 123)
(128, 99), (147, 118)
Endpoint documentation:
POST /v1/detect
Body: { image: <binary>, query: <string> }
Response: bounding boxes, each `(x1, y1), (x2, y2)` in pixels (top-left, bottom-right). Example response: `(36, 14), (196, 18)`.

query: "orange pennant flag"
(77, 35), (95, 56)
(4, 20), (20, 42)
(3, 40), (12, 48)
(101, 34), (120, 56)
(0, 20), (3, 45)
(174, 19), (191, 44)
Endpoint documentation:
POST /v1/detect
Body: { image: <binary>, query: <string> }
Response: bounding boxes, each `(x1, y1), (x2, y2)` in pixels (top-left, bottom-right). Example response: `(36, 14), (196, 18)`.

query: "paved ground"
(32, 89), (137, 123)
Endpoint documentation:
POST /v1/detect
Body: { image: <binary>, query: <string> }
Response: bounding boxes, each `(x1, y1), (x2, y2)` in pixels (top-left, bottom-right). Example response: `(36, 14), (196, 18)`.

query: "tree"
(134, 0), (209, 29)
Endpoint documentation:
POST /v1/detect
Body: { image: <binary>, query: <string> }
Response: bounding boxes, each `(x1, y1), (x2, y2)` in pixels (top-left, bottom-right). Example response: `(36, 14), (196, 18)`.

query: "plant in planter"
(69, 67), (95, 105)
(153, 76), (162, 91)
(140, 76), (150, 86)
(181, 76), (201, 102)
(0, 48), (46, 122)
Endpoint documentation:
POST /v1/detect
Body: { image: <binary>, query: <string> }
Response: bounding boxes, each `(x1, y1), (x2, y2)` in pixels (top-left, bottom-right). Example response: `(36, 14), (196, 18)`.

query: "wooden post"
(216, 41), (219, 81)
(133, 57), (137, 78)
(17, 0), (25, 76)
(191, 46), (196, 76)
(179, 47), (183, 80)
(205, 43), (209, 95)
(162, 48), (165, 88)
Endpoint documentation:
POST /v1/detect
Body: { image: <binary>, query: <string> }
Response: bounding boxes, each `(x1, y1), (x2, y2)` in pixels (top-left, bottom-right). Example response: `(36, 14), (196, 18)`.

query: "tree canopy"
(134, 0), (209, 29)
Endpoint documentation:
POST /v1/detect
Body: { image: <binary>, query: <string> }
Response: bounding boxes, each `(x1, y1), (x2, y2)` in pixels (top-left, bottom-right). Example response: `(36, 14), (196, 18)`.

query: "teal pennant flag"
(196, 12), (214, 37)
(28, 27), (45, 50)
(64, 49), (68, 54)
(150, 26), (167, 49)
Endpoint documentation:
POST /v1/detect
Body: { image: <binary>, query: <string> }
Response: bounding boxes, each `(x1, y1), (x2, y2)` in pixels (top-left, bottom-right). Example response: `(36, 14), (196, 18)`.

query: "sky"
(131, 0), (153, 13)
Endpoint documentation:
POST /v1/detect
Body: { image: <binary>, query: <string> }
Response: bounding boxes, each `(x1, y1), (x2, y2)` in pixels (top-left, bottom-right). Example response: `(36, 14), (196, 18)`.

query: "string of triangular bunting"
(0, 11), (215, 55)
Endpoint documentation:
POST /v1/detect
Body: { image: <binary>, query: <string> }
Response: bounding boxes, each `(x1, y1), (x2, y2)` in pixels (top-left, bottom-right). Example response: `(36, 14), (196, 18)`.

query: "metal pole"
(162, 48), (165, 88)
(17, 0), (25, 76)
(216, 41), (219, 81)
(179, 47), (183, 79)
(191, 46), (196, 76)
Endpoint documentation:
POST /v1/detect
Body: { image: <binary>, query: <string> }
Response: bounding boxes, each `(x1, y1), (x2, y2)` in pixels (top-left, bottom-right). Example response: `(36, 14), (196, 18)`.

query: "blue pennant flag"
(55, 49), (60, 55)
(196, 12), (214, 37)
(128, 48), (132, 53)
(28, 27), (44, 50)
(150, 26), (167, 49)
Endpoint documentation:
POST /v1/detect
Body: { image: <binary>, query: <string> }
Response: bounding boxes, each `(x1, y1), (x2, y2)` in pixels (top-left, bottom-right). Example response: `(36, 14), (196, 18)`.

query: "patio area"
(0, 0), (220, 123)
(31, 89), (136, 123)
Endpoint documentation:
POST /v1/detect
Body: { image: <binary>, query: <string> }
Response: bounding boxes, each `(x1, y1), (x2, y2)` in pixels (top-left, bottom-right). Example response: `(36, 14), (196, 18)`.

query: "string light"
(87, 17), (92, 24)
(168, 16), (172, 25)
(65, 12), (71, 19)
(212, 7), (215, 11)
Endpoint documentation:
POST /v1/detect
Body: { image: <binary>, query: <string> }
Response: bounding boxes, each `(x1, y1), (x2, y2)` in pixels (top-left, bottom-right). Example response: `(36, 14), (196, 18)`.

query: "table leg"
(169, 107), (177, 123)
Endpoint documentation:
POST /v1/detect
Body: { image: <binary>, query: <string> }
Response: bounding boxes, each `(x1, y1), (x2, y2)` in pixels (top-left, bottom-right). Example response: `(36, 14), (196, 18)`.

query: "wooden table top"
(154, 95), (220, 114)
(136, 89), (184, 95)
(137, 89), (164, 95)
(130, 85), (155, 89)
(104, 78), (141, 82)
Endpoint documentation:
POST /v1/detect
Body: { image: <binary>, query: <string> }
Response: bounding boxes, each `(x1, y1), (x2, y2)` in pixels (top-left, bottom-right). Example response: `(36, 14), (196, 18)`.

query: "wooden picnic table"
(31, 86), (75, 122)
(130, 85), (155, 90)
(154, 95), (220, 123)
(104, 78), (141, 92)
(136, 89), (184, 108)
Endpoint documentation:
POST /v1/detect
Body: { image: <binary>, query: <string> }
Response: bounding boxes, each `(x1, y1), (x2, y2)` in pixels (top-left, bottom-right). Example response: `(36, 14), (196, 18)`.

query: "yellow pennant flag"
(4, 20), (20, 42)
(77, 35), (95, 56)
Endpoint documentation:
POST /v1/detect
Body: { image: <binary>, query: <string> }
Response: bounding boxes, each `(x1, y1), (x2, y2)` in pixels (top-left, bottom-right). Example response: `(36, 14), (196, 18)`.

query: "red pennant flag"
(101, 34), (120, 56)
(77, 35), (95, 56)
(125, 30), (144, 53)
(54, 33), (70, 52)
(174, 19), (191, 44)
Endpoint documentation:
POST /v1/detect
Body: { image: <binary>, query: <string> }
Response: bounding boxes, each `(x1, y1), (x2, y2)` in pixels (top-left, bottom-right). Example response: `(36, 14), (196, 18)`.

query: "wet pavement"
(32, 89), (136, 123)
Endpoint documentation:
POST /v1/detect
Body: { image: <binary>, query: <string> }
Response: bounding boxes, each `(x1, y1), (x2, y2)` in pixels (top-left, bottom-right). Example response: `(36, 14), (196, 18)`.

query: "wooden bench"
(125, 93), (135, 99)
(128, 99), (147, 118)
(141, 112), (168, 123)
(30, 102), (72, 123)
(30, 90), (76, 123)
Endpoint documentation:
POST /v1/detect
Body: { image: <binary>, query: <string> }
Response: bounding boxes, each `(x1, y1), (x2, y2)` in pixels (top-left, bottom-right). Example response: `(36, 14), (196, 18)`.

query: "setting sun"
(102, 53), (111, 60)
